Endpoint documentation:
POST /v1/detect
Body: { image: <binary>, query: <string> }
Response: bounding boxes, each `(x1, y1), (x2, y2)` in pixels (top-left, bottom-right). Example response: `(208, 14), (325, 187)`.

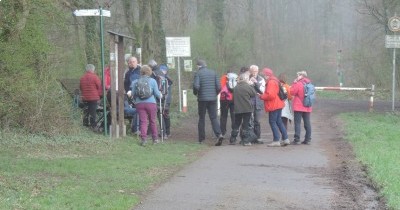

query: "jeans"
(220, 100), (234, 136)
(294, 111), (312, 142)
(124, 107), (137, 131)
(136, 103), (158, 141)
(268, 109), (288, 141)
(198, 100), (222, 141)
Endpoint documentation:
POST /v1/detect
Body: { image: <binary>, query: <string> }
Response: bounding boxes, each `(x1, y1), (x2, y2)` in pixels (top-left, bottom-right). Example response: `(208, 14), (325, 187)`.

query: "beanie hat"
(148, 59), (157, 68)
(262, 68), (273, 77)
(196, 59), (207, 67)
(159, 64), (168, 72)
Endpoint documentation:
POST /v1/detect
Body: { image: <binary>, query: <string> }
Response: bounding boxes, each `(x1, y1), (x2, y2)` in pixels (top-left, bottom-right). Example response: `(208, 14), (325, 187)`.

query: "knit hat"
(196, 59), (207, 67)
(262, 68), (273, 77)
(148, 59), (157, 68)
(159, 64), (168, 72)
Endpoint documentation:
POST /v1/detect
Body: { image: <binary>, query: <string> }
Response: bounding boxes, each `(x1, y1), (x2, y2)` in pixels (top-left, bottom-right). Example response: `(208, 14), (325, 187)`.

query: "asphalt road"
(133, 99), (391, 210)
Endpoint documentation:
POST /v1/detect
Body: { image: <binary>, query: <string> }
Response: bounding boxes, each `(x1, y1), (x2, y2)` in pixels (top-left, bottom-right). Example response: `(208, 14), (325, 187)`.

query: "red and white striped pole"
(315, 86), (375, 112)
(182, 90), (187, 113)
(369, 85), (375, 112)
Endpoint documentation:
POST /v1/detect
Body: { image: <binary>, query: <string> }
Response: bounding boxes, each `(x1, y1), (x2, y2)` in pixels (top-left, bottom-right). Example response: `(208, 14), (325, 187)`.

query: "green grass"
(340, 112), (400, 209)
(0, 131), (205, 210)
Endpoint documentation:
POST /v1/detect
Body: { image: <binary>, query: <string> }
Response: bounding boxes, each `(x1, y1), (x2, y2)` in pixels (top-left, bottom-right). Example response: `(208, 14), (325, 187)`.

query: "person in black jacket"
(193, 59), (224, 145)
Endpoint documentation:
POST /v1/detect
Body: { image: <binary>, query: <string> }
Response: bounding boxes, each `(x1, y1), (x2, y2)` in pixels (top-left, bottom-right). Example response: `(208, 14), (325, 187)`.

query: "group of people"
(124, 56), (173, 146)
(79, 57), (312, 148)
(192, 59), (312, 147)
(79, 56), (173, 146)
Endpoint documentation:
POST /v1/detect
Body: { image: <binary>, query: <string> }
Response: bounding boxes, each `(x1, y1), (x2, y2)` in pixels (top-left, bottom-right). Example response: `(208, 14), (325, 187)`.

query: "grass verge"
(340, 112), (400, 209)
(0, 131), (205, 210)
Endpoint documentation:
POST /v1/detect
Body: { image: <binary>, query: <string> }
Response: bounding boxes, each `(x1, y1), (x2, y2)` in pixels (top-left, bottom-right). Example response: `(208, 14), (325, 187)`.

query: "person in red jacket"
(104, 65), (111, 91)
(290, 71), (312, 145)
(259, 68), (289, 147)
(80, 64), (102, 129)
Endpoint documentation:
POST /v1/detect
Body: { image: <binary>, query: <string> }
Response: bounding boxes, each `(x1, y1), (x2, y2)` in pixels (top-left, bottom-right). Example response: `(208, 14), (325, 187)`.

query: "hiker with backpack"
(219, 69), (236, 138)
(228, 72), (258, 146)
(128, 65), (162, 146)
(148, 60), (173, 140)
(248, 65), (266, 144)
(158, 64), (173, 139)
(278, 73), (293, 130)
(259, 68), (290, 147)
(290, 71), (314, 145)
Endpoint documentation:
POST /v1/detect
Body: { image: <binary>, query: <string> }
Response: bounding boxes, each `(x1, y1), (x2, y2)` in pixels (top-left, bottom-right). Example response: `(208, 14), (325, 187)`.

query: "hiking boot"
(301, 140), (311, 145)
(281, 139), (290, 146)
(215, 135), (224, 146)
(140, 141), (147, 147)
(267, 141), (281, 147)
(252, 140), (264, 144)
(229, 136), (237, 145)
(153, 139), (160, 144)
(292, 140), (301, 145)
(243, 142), (252, 146)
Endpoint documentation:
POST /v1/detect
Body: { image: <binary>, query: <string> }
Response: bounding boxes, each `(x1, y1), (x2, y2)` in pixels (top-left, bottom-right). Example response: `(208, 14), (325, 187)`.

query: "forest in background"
(0, 0), (399, 135)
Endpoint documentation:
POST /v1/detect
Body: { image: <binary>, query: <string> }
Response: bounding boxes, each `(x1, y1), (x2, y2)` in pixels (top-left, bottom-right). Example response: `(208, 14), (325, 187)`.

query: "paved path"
(134, 114), (336, 209)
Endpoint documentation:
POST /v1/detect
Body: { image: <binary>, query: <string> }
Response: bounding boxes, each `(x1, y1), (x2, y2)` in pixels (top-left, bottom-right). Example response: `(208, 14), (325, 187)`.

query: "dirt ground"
(134, 99), (392, 210)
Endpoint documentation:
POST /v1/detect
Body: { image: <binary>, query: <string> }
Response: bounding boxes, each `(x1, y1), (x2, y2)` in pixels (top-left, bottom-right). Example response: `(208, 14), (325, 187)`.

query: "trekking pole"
(159, 96), (164, 143)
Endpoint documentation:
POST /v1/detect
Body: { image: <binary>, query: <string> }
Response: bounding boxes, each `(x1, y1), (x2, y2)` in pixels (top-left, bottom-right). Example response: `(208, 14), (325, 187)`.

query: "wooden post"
(109, 34), (118, 138)
(117, 35), (125, 137)
(107, 31), (135, 139)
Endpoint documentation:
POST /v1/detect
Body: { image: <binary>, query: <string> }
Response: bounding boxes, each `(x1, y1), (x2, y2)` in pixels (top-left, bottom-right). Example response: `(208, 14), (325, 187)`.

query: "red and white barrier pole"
(182, 90), (187, 113)
(315, 87), (371, 91)
(315, 85), (375, 112)
(369, 85), (375, 112)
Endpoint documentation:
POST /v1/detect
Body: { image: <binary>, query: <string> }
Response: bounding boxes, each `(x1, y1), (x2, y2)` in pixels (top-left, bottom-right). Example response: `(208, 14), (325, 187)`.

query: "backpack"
(303, 82), (316, 107)
(226, 73), (238, 92)
(135, 77), (152, 99)
(278, 83), (288, 100)
(156, 74), (169, 96)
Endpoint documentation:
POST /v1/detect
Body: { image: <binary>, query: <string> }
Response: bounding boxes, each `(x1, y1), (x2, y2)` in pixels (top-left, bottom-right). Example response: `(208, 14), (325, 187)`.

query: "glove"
(127, 91), (132, 98)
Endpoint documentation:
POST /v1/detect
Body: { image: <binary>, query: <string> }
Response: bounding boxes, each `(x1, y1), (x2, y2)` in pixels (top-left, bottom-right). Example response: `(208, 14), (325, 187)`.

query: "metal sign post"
(387, 15), (400, 111)
(73, 8), (111, 134)
(165, 37), (191, 112)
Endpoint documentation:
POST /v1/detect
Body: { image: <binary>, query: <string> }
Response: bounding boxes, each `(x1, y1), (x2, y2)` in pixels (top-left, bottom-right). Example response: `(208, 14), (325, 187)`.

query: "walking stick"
(160, 96), (164, 143)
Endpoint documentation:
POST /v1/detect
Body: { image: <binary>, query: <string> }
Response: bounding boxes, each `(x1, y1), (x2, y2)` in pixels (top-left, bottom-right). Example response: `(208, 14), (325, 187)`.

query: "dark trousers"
(232, 112), (252, 140)
(294, 111), (312, 142)
(252, 108), (262, 139)
(220, 100), (234, 136)
(198, 100), (222, 141)
(83, 101), (98, 128)
(156, 100), (171, 136)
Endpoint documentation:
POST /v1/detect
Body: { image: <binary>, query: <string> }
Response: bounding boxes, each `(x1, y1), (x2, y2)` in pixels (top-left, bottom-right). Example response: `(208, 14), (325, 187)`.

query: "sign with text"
(184, 60), (192, 72)
(385, 35), (400, 48)
(166, 37), (191, 57)
(73, 9), (111, 17)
